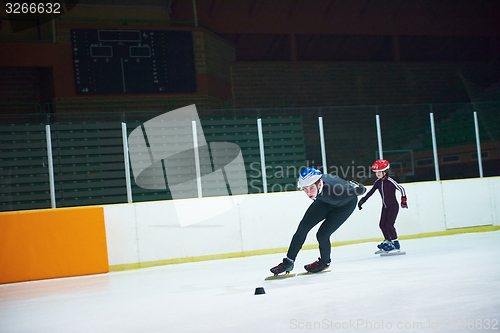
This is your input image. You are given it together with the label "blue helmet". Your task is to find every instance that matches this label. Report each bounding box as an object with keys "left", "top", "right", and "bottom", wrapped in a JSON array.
[{"left": 298, "top": 167, "right": 322, "bottom": 189}]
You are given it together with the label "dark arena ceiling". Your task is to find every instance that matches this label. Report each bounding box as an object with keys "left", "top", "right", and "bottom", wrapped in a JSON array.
[
  {"left": 68, "top": 0, "right": 500, "bottom": 63},
  {"left": 171, "top": 0, "right": 500, "bottom": 62}
]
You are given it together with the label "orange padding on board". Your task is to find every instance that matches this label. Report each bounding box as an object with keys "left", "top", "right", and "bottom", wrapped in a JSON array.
[{"left": 0, "top": 206, "right": 109, "bottom": 284}]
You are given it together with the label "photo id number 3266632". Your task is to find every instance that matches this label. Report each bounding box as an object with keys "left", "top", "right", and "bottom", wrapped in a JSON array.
[
  {"left": 5, "top": 2, "right": 61, "bottom": 14},
  {"left": 442, "top": 318, "right": 498, "bottom": 330}
]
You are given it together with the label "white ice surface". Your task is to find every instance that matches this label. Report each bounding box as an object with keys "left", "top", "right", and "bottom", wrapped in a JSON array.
[{"left": 1, "top": 231, "right": 500, "bottom": 333}]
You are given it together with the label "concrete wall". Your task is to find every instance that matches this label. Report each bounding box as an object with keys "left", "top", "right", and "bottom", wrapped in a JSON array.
[{"left": 104, "top": 176, "right": 500, "bottom": 270}]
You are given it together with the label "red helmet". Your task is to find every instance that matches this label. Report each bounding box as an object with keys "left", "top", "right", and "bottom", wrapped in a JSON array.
[{"left": 372, "top": 159, "right": 390, "bottom": 172}]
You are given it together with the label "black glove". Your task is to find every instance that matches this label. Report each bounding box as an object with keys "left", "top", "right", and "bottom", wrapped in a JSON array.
[
  {"left": 358, "top": 197, "right": 367, "bottom": 210},
  {"left": 401, "top": 196, "right": 408, "bottom": 209},
  {"left": 349, "top": 180, "right": 367, "bottom": 196}
]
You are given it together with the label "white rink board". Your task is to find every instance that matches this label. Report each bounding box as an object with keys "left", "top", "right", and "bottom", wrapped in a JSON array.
[
  {"left": 493, "top": 177, "right": 500, "bottom": 226},
  {"left": 103, "top": 177, "right": 499, "bottom": 267},
  {"left": 442, "top": 178, "right": 495, "bottom": 229}
]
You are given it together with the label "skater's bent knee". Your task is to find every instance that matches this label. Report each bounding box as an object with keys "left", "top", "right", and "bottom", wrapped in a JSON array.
[{"left": 316, "top": 232, "right": 330, "bottom": 243}]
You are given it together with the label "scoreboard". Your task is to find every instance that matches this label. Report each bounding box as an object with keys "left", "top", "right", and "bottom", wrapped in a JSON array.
[{"left": 71, "top": 29, "right": 197, "bottom": 94}]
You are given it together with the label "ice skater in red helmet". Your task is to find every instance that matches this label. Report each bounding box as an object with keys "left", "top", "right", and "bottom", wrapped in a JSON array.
[{"left": 357, "top": 159, "right": 408, "bottom": 253}]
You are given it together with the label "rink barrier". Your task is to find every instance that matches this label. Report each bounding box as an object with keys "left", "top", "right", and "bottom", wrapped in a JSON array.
[
  {"left": 0, "top": 206, "right": 109, "bottom": 284},
  {"left": 105, "top": 176, "right": 500, "bottom": 272},
  {"left": 2, "top": 177, "right": 498, "bottom": 280},
  {"left": 108, "top": 225, "right": 500, "bottom": 272}
]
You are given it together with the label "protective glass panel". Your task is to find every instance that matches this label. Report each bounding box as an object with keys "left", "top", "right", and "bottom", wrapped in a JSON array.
[
  {"left": 320, "top": 106, "right": 378, "bottom": 185},
  {"left": 0, "top": 120, "right": 50, "bottom": 212},
  {"left": 433, "top": 103, "right": 479, "bottom": 180},
  {"left": 475, "top": 101, "right": 500, "bottom": 177},
  {"left": 378, "top": 104, "right": 435, "bottom": 183}
]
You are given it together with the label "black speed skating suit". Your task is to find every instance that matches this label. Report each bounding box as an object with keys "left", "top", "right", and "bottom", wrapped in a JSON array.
[{"left": 286, "top": 174, "right": 366, "bottom": 263}]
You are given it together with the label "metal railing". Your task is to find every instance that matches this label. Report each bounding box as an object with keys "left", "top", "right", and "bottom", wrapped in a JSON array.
[{"left": 1, "top": 101, "right": 499, "bottom": 212}]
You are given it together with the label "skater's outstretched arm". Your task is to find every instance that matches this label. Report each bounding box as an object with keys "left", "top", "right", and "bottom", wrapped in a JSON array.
[{"left": 357, "top": 179, "right": 380, "bottom": 210}]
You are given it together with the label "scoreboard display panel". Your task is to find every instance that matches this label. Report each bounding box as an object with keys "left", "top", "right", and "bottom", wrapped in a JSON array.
[{"left": 71, "top": 29, "right": 197, "bottom": 94}]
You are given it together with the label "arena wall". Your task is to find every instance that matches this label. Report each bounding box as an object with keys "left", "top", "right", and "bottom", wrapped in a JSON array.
[
  {"left": 103, "top": 176, "right": 500, "bottom": 271},
  {"left": 1, "top": 177, "right": 498, "bottom": 283}
]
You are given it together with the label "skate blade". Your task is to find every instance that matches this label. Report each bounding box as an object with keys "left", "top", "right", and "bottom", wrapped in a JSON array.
[
  {"left": 297, "top": 269, "right": 331, "bottom": 276},
  {"left": 380, "top": 251, "right": 406, "bottom": 256},
  {"left": 265, "top": 273, "right": 296, "bottom": 280}
]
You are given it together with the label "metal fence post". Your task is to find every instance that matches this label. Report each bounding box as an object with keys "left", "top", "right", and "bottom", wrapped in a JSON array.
[
  {"left": 45, "top": 125, "right": 56, "bottom": 208},
  {"left": 473, "top": 111, "right": 484, "bottom": 178},
  {"left": 121, "top": 122, "right": 133, "bottom": 203},
  {"left": 192, "top": 120, "right": 203, "bottom": 198},
  {"left": 429, "top": 110, "right": 440, "bottom": 181},
  {"left": 375, "top": 114, "right": 383, "bottom": 160},
  {"left": 257, "top": 118, "right": 267, "bottom": 193},
  {"left": 318, "top": 116, "right": 328, "bottom": 173}
]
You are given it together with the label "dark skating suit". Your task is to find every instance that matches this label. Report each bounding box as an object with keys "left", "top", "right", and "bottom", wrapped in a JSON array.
[
  {"left": 286, "top": 174, "right": 366, "bottom": 263},
  {"left": 363, "top": 176, "right": 406, "bottom": 240}
]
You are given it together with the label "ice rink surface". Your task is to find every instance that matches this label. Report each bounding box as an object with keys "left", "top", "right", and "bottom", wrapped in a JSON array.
[{"left": 1, "top": 231, "right": 500, "bottom": 333}]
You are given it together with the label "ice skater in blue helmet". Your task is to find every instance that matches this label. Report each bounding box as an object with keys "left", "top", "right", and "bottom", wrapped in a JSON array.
[{"left": 270, "top": 168, "right": 366, "bottom": 275}]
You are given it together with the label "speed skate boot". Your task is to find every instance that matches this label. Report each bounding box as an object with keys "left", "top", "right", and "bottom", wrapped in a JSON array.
[
  {"left": 384, "top": 240, "right": 401, "bottom": 252},
  {"left": 304, "top": 258, "right": 330, "bottom": 273},
  {"left": 375, "top": 240, "right": 390, "bottom": 254},
  {"left": 270, "top": 258, "right": 294, "bottom": 275},
  {"left": 377, "top": 240, "right": 390, "bottom": 249}
]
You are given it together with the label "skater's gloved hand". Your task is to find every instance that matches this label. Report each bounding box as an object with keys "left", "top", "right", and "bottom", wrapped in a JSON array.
[
  {"left": 401, "top": 196, "right": 408, "bottom": 209},
  {"left": 350, "top": 180, "right": 366, "bottom": 196},
  {"left": 358, "top": 197, "right": 367, "bottom": 210}
]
